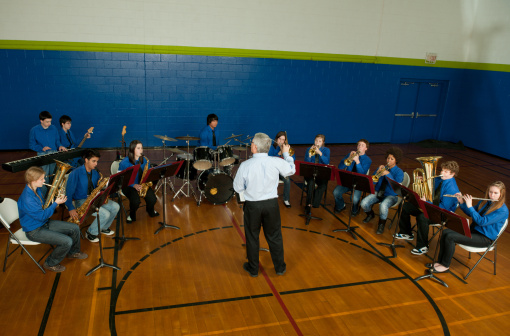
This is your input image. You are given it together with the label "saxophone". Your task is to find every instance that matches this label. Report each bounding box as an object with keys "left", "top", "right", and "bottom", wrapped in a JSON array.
[
  {"left": 138, "top": 157, "right": 153, "bottom": 197},
  {"left": 67, "top": 172, "right": 109, "bottom": 225}
]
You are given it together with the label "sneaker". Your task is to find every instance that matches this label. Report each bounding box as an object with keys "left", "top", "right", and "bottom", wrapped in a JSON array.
[
  {"left": 411, "top": 247, "right": 429, "bottom": 255},
  {"left": 126, "top": 216, "right": 133, "bottom": 224},
  {"left": 276, "top": 268, "right": 286, "bottom": 276},
  {"left": 393, "top": 233, "right": 414, "bottom": 241},
  {"left": 101, "top": 228, "right": 115, "bottom": 236},
  {"left": 86, "top": 232, "right": 99, "bottom": 243},
  {"left": 283, "top": 200, "right": 291, "bottom": 208},
  {"left": 67, "top": 252, "right": 88, "bottom": 259},
  {"left": 243, "top": 262, "right": 258, "bottom": 278},
  {"left": 44, "top": 262, "right": 66, "bottom": 272}
]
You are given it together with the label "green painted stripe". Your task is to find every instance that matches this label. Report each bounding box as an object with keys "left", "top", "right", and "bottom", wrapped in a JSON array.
[{"left": 1, "top": 39, "right": 509, "bottom": 73}]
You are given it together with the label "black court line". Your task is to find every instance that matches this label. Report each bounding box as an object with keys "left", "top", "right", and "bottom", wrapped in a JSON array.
[
  {"left": 38, "top": 273, "right": 61, "bottom": 336},
  {"left": 280, "top": 277, "right": 407, "bottom": 295},
  {"left": 98, "top": 287, "right": 114, "bottom": 291}
]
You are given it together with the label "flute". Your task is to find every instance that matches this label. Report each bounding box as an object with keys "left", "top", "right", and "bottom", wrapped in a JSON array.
[{"left": 443, "top": 194, "right": 492, "bottom": 201}]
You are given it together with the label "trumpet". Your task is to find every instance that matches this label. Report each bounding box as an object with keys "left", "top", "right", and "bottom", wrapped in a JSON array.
[
  {"left": 309, "top": 146, "right": 317, "bottom": 156},
  {"left": 372, "top": 165, "right": 389, "bottom": 183},
  {"left": 344, "top": 150, "right": 360, "bottom": 166},
  {"left": 443, "top": 194, "right": 492, "bottom": 201}
]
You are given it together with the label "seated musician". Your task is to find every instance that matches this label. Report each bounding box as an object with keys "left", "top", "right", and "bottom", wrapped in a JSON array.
[
  {"left": 198, "top": 113, "right": 219, "bottom": 150},
  {"left": 29, "top": 111, "right": 67, "bottom": 195},
  {"left": 18, "top": 166, "right": 87, "bottom": 273},
  {"left": 119, "top": 140, "right": 159, "bottom": 223},
  {"left": 268, "top": 131, "right": 296, "bottom": 208},
  {"left": 430, "top": 181, "right": 508, "bottom": 273},
  {"left": 304, "top": 134, "right": 331, "bottom": 213},
  {"left": 395, "top": 161, "right": 460, "bottom": 255},
  {"left": 333, "top": 139, "right": 372, "bottom": 216},
  {"left": 65, "top": 149, "right": 118, "bottom": 242},
  {"left": 58, "top": 115, "right": 91, "bottom": 167},
  {"left": 360, "top": 147, "right": 404, "bottom": 234}
]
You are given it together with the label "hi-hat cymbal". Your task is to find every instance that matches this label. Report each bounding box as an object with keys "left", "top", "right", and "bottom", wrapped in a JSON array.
[
  {"left": 154, "top": 134, "right": 177, "bottom": 142},
  {"left": 233, "top": 146, "right": 248, "bottom": 151},
  {"left": 175, "top": 135, "right": 200, "bottom": 141},
  {"left": 224, "top": 133, "right": 243, "bottom": 140},
  {"left": 168, "top": 147, "right": 184, "bottom": 154}
]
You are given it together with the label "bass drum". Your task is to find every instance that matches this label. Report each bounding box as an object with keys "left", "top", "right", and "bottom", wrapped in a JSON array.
[{"left": 198, "top": 168, "right": 234, "bottom": 205}]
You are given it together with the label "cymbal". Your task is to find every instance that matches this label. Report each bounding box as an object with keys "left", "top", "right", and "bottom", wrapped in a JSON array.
[
  {"left": 224, "top": 133, "right": 243, "bottom": 140},
  {"left": 154, "top": 134, "right": 177, "bottom": 142},
  {"left": 175, "top": 135, "right": 200, "bottom": 141},
  {"left": 233, "top": 146, "right": 248, "bottom": 151},
  {"left": 168, "top": 147, "right": 184, "bottom": 154}
]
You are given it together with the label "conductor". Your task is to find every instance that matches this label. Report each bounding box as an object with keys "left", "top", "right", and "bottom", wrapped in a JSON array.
[{"left": 234, "top": 133, "right": 296, "bottom": 277}]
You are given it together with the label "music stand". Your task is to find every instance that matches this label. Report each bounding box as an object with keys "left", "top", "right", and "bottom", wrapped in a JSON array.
[
  {"left": 140, "top": 161, "right": 184, "bottom": 234},
  {"left": 296, "top": 161, "right": 335, "bottom": 225},
  {"left": 333, "top": 170, "right": 374, "bottom": 239},
  {"left": 377, "top": 178, "right": 423, "bottom": 257},
  {"left": 109, "top": 165, "right": 140, "bottom": 250},
  {"left": 85, "top": 183, "right": 121, "bottom": 276},
  {"left": 414, "top": 202, "right": 471, "bottom": 287}
]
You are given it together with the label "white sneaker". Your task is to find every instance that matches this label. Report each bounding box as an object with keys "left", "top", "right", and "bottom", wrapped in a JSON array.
[
  {"left": 101, "top": 228, "right": 115, "bottom": 236},
  {"left": 411, "top": 247, "right": 429, "bottom": 255},
  {"left": 283, "top": 200, "right": 291, "bottom": 208}
]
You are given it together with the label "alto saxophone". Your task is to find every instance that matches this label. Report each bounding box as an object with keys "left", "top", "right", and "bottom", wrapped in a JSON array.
[
  {"left": 68, "top": 173, "right": 109, "bottom": 225},
  {"left": 139, "top": 157, "right": 153, "bottom": 197}
]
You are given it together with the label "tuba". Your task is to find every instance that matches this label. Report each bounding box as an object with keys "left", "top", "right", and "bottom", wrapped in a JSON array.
[
  {"left": 138, "top": 157, "right": 153, "bottom": 197},
  {"left": 44, "top": 160, "right": 73, "bottom": 209},
  {"left": 68, "top": 172, "right": 109, "bottom": 224},
  {"left": 412, "top": 156, "right": 442, "bottom": 202}
]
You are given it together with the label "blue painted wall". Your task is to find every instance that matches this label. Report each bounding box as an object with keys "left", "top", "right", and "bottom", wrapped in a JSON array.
[{"left": 0, "top": 49, "right": 508, "bottom": 159}]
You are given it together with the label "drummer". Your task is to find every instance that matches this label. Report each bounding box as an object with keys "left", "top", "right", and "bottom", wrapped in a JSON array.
[{"left": 198, "top": 114, "right": 219, "bottom": 150}]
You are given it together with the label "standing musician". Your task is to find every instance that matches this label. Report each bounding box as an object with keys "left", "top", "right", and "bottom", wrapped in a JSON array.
[
  {"left": 395, "top": 161, "right": 460, "bottom": 255},
  {"left": 198, "top": 113, "right": 219, "bottom": 150},
  {"left": 430, "top": 181, "right": 508, "bottom": 273},
  {"left": 65, "top": 149, "right": 118, "bottom": 242},
  {"left": 304, "top": 134, "right": 330, "bottom": 213},
  {"left": 58, "top": 115, "right": 91, "bottom": 167},
  {"left": 29, "top": 111, "right": 67, "bottom": 195},
  {"left": 360, "top": 147, "right": 404, "bottom": 234},
  {"left": 119, "top": 140, "right": 159, "bottom": 223},
  {"left": 333, "top": 139, "right": 372, "bottom": 216},
  {"left": 18, "top": 166, "right": 87, "bottom": 273},
  {"left": 268, "top": 131, "right": 295, "bottom": 208},
  {"left": 234, "top": 133, "right": 295, "bottom": 277}
]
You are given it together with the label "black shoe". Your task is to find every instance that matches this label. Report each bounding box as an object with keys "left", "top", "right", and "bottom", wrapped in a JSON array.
[
  {"left": 276, "top": 268, "right": 286, "bottom": 276},
  {"left": 376, "top": 222, "right": 385, "bottom": 234},
  {"left": 148, "top": 210, "right": 160, "bottom": 218},
  {"left": 363, "top": 211, "right": 375, "bottom": 223},
  {"left": 243, "top": 262, "right": 258, "bottom": 277},
  {"left": 351, "top": 208, "right": 360, "bottom": 217},
  {"left": 334, "top": 205, "right": 346, "bottom": 214}
]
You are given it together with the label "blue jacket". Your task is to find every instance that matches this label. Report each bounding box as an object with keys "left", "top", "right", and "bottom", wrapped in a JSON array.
[
  {"left": 268, "top": 145, "right": 296, "bottom": 160},
  {"left": 65, "top": 165, "right": 101, "bottom": 210},
  {"left": 460, "top": 202, "right": 508, "bottom": 241},
  {"left": 29, "top": 124, "right": 62, "bottom": 153},
  {"left": 430, "top": 177, "right": 460, "bottom": 212},
  {"left": 374, "top": 165, "right": 403, "bottom": 197},
  {"left": 304, "top": 146, "right": 330, "bottom": 165},
  {"left": 338, "top": 153, "right": 371, "bottom": 175},
  {"left": 18, "top": 185, "right": 58, "bottom": 232},
  {"left": 59, "top": 128, "right": 78, "bottom": 149},
  {"left": 198, "top": 125, "right": 219, "bottom": 149},
  {"left": 119, "top": 156, "right": 150, "bottom": 186}
]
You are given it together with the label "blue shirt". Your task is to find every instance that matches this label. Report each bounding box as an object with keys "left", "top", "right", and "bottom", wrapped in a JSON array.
[
  {"left": 198, "top": 125, "right": 219, "bottom": 149},
  {"left": 29, "top": 124, "right": 62, "bottom": 153},
  {"left": 374, "top": 165, "right": 404, "bottom": 197},
  {"left": 460, "top": 202, "right": 509, "bottom": 241},
  {"left": 304, "top": 146, "right": 330, "bottom": 165},
  {"left": 18, "top": 185, "right": 58, "bottom": 232},
  {"left": 338, "top": 153, "right": 371, "bottom": 175},
  {"left": 65, "top": 165, "right": 101, "bottom": 210},
  {"left": 59, "top": 128, "right": 78, "bottom": 149},
  {"left": 431, "top": 177, "right": 460, "bottom": 212},
  {"left": 234, "top": 152, "right": 295, "bottom": 201},
  {"left": 118, "top": 157, "right": 150, "bottom": 186}
]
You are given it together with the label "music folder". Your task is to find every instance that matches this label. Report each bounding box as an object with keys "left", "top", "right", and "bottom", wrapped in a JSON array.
[
  {"left": 387, "top": 178, "right": 428, "bottom": 214},
  {"left": 141, "top": 161, "right": 183, "bottom": 184},
  {"left": 295, "top": 161, "right": 336, "bottom": 181},
  {"left": 109, "top": 164, "right": 140, "bottom": 189},
  {"left": 423, "top": 202, "right": 471, "bottom": 238}
]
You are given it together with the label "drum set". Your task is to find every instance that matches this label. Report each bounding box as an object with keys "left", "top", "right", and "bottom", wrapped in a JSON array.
[{"left": 153, "top": 133, "right": 250, "bottom": 206}]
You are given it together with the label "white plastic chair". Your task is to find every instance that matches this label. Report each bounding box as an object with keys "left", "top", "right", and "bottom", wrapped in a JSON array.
[
  {"left": 0, "top": 198, "right": 46, "bottom": 273},
  {"left": 455, "top": 219, "right": 508, "bottom": 280}
]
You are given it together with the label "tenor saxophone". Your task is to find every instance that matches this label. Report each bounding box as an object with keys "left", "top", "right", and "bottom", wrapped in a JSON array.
[
  {"left": 138, "top": 157, "right": 153, "bottom": 197},
  {"left": 68, "top": 173, "right": 109, "bottom": 225}
]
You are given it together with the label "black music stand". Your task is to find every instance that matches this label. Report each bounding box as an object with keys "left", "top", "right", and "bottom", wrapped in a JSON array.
[
  {"left": 333, "top": 170, "right": 374, "bottom": 239},
  {"left": 414, "top": 202, "right": 471, "bottom": 287},
  {"left": 142, "top": 161, "right": 184, "bottom": 234},
  {"left": 85, "top": 183, "right": 121, "bottom": 276},
  {"left": 296, "top": 161, "right": 334, "bottom": 225},
  {"left": 109, "top": 165, "right": 140, "bottom": 250}
]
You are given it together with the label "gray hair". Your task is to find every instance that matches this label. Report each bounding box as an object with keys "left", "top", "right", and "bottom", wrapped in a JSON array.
[{"left": 252, "top": 132, "right": 272, "bottom": 153}]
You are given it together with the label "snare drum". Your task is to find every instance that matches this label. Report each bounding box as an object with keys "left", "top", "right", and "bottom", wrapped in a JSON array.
[
  {"left": 193, "top": 146, "right": 212, "bottom": 170},
  {"left": 217, "top": 145, "right": 235, "bottom": 167},
  {"left": 176, "top": 154, "right": 197, "bottom": 180},
  {"left": 198, "top": 168, "right": 234, "bottom": 205}
]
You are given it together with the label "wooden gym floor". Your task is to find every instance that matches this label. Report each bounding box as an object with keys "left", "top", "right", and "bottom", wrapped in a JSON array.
[{"left": 0, "top": 143, "right": 510, "bottom": 335}]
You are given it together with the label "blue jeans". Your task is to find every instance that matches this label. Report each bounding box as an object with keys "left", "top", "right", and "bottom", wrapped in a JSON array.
[
  {"left": 360, "top": 194, "right": 398, "bottom": 220},
  {"left": 333, "top": 185, "right": 361, "bottom": 211},
  {"left": 25, "top": 220, "right": 81, "bottom": 267},
  {"left": 74, "top": 199, "right": 119, "bottom": 235},
  {"left": 279, "top": 175, "right": 290, "bottom": 201}
]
